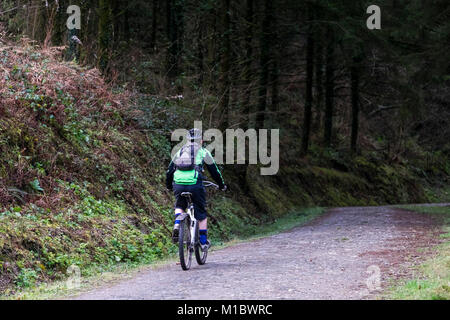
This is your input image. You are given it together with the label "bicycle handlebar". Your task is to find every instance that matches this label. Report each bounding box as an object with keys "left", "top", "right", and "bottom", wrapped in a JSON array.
[{"left": 203, "top": 181, "right": 219, "bottom": 189}]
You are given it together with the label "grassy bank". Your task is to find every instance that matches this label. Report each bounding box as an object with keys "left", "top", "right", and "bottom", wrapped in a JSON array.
[
  {"left": 385, "top": 205, "right": 450, "bottom": 300},
  {"left": 1, "top": 43, "right": 449, "bottom": 297},
  {"left": 1, "top": 206, "right": 324, "bottom": 300}
]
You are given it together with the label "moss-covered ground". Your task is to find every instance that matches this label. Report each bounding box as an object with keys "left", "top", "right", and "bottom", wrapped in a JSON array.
[{"left": 0, "top": 44, "right": 448, "bottom": 297}]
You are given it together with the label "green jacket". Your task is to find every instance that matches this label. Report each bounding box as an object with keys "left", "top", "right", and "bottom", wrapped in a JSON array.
[{"left": 166, "top": 144, "right": 225, "bottom": 187}]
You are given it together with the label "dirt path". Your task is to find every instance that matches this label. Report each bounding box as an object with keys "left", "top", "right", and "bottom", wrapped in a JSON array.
[{"left": 72, "top": 205, "right": 447, "bottom": 300}]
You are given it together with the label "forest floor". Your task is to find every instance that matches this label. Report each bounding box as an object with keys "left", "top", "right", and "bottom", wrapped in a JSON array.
[
  {"left": 1, "top": 44, "right": 449, "bottom": 300},
  {"left": 62, "top": 204, "right": 449, "bottom": 300}
]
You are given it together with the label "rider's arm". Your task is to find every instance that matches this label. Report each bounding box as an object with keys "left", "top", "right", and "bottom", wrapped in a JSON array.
[
  {"left": 166, "top": 149, "right": 183, "bottom": 190},
  {"left": 203, "top": 149, "right": 225, "bottom": 189},
  {"left": 166, "top": 160, "right": 175, "bottom": 190}
]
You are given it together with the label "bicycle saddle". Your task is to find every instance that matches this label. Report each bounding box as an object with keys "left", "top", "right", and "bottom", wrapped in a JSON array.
[{"left": 181, "top": 192, "right": 192, "bottom": 197}]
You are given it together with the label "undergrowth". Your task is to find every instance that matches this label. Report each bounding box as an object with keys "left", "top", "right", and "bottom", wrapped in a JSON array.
[{"left": 0, "top": 43, "right": 448, "bottom": 297}]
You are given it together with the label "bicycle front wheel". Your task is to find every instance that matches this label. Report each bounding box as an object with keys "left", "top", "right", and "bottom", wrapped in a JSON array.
[{"left": 178, "top": 217, "right": 193, "bottom": 270}]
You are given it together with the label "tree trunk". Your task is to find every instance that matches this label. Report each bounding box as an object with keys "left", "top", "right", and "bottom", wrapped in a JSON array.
[
  {"left": 313, "top": 6, "right": 324, "bottom": 132},
  {"left": 52, "top": 0, "right": 66, "bottom": 45},
  {"left": 197, "top": 21, "right": 204, "bottom": 84},
  {"left": 324, "top": 26, "right": 335, "bottom": 148},
  {"left": 150, "top": 0, "right": 158, "bottom": 50},
  {"left": 270, "top": 59, "right": 279, "bottom": 125},
  {"left": 314, "top": 40, "right": 324, "bottom": 131},
  {"left": 350, "top": 56, "right": 362, "bottom": 154},
  {"left": 206, "top": 3, "right": 218, "bottom": 91},
  {"left": 123, "top": 3, "right": 130, "bottom": 42},
  {"left": 98, "top": 0, "right": 112, "bottom": 72},
  {"left": 242, "top": 0, "right": 254, "bottom": 130},
  {"left": 256, "top": 0, "right": 271, "bottom": 130},
  {"left": 31, "top": 0, "right": 39, "bottom": 40},
  {"left": 166, "top": 0, "right": 177, "bottom": 77},
  {"left": 301, "top": 4, "right": 314, "bottom": 155},
  {"left": 111, "top": 0, "right": 121, "bottom": 49},
  {"left": 219, "top": 0, "right": 231, "bottom": 132},
  {"left": 166, "top": 0, "right": 184, "bottom": 79},
  {"left": 269, "top": 2, "right": 279, "bottom": 128}
]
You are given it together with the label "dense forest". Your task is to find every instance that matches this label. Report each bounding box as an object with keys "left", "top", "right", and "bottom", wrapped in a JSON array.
[
  {"left": 0, "top": 0, "right": 449, "bottom": 294},
  {"left": 1, "top": 0, "right": 449, "bottom": 159}
]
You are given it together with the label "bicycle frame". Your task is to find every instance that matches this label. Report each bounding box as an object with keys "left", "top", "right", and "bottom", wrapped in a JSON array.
[
  {"left": 179, "top": 181, "right": 218, "bottom": 250},
  {"left": 185, "top": 196, "right": 197, "bottom": 250},
  {"left": 177, "top": 181, "right": 219, "bottom": 270}
]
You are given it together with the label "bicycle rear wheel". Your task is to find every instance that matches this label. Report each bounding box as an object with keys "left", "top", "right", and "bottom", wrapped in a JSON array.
[
  {"left": 178, "top": 217, "right": 193, "bottom": 270},
  {"left": 194, "top": 223, "right": 208, "bottom": 265}
]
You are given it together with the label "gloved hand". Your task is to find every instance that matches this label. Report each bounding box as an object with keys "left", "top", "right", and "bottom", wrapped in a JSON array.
[{"left": 220, "top": 184, "right": 228, "bottom": 191}]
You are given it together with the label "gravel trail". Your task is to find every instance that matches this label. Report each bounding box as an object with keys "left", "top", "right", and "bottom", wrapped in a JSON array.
[{"left": 73, "top": 205, "right": 447, "bottom": 300}]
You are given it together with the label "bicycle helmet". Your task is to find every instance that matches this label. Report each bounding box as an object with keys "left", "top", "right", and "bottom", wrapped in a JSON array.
[{"left": 187, "top": 128, "right": 202, "bottom": 142}]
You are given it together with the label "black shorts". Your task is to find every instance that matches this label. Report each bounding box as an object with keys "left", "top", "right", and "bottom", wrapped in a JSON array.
[{"left": 173, "top": 183, "right": 207, "bottom": 221}]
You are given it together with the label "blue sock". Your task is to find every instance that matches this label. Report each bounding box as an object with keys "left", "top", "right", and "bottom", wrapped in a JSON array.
[
  {"left": 199, "top": 229, "right": 208, "bottom": 245},
  {"left": 174, "top": 213, "right": 181, "bottom": 226}
]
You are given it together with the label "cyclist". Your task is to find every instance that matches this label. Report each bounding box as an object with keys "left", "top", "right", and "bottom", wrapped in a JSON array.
[{"left": 166, "top": 128, "right": 227, "bottom": 251}]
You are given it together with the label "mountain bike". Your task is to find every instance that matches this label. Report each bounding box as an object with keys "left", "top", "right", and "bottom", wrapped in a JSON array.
[{"left": 178, "top": 180, "right": 219, "bottom": 271}]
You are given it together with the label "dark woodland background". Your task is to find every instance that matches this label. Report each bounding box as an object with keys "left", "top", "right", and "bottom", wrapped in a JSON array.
[{"left": 0, "top": 0, "right": 449, "bottom": 293}]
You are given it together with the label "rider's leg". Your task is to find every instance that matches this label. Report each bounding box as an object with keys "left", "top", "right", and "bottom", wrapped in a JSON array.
[
  {"left": 192, "top": 184, "right": 210, "bottom": 248},
  {"left": 172, "top": 208, "right": 184, "bottom": 242},
  {"left": 198, "top": 218, "right": 208, "bottom": 245},
  {"left": 175, "top": 208, "right": 184, "bottom": 220},
  {"left": 174, "top": 207, "right": 184, "bottom": 228},
  {"left": 198, "top": 218, "right": 207, "bottom": 229},
  {"left": 172, "top": 184, "right": 188, "bottom": 242}
]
